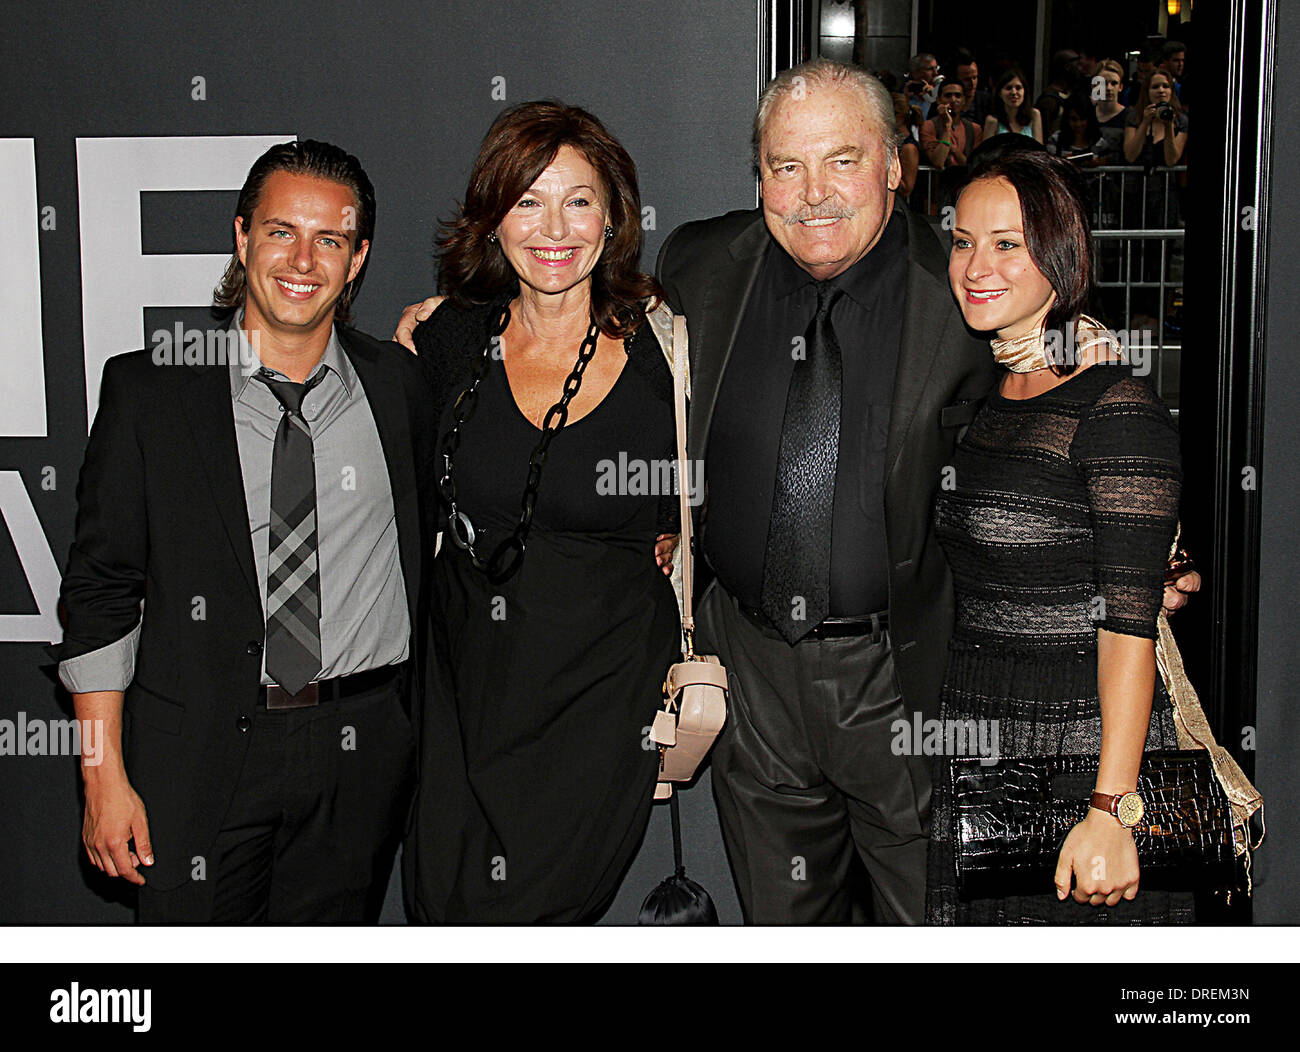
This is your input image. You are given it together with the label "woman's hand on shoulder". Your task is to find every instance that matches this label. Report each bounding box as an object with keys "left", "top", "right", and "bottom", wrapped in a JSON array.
[
  {"left": 1054, "top": 809, "right": 1140, "bottom": 906},
  {"left": 393, "top": 295, "right": 447, "bottom": 353}
]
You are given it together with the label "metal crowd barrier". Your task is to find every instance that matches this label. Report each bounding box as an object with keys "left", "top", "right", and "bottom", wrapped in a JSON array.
[{"left": 1092, "top": 228, "right": 1183, "bottom": 407}]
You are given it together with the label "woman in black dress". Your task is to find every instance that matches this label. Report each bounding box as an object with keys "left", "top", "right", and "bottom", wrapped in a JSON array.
[
  {"left": 925, "top": 149, "right": 1192, "bottom": 924},
  {"left": 402, "top": 101, "right": 682, "bottom": 922},
  {"left": 1122, "top": 69, "right": 1188, "bottom": 232}
]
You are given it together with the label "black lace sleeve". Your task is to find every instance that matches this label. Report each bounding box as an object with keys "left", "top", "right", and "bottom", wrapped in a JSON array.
[{"left": 1070, "top": 375, "right": 1182, "bottom": 639}]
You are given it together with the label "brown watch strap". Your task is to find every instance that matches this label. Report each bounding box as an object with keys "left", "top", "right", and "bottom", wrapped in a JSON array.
[{"left": 1091, "top": 790, "right": 1144, "bottom": 828}]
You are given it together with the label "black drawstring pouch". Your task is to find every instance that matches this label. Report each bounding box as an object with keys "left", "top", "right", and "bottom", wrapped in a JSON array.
[{"left": 638, "top": 790, "right": 719, "bottom": 925}]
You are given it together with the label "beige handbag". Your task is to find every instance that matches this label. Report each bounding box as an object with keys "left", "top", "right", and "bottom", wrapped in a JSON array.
[{"left": 645, "top": 307, "right": 727, "bottom": 800}]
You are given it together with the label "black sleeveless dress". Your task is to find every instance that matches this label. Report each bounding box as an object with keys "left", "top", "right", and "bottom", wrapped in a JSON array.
[
  {"left": 924, "top": 363, "right": 1195, "bottom": 924},
  {"left": 404, "top": 299, "right": 679, "bottom": 923}
]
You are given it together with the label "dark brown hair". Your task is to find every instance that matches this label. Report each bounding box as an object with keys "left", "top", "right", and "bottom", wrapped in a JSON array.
[
  {"left": 991, "top": 67, "right": 1034, "bottom": 130},
  {"left": 436, "top": 100, "right": 661, "bottom": 337},
  {"left": 212, "top": 139, "right": 375, "bottom": 325},
  {"left": 957, "top": 148, "right": 1095, "bottom": 375}
]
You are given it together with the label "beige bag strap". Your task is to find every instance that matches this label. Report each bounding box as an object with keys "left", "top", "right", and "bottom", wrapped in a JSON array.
[
  {"left": 671, "top": 312, "right": 696, "bottom": 653},
  {"left": 1156, "top": 526, "right": 1265, "bottom": 869}
]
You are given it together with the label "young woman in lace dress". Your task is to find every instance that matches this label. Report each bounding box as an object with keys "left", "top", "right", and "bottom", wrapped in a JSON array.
[{"left": 925, "top": 149, "right": 1192, "bottom": 924}]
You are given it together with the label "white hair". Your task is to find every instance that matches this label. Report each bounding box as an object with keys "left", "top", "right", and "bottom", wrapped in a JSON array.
[{"left": 753, "top": 58, "right": 901, "bottom": 171}]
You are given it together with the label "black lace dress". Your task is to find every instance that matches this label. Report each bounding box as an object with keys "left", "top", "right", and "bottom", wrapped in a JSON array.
[
  {"left": 925, "top": 363, "right": 1195, "bottom": 924},
  {"left": 403, "top": 298, "right": 680, "bottom": 923}
]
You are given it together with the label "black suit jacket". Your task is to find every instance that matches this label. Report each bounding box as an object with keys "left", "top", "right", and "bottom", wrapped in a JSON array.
[
  {"left": 656, "top": 207, "right": 998, "bottom": 724},
  {"left": 55, "top": 326, "right": 439, "bottom": 890}
]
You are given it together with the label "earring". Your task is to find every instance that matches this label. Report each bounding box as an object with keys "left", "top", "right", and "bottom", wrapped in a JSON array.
[
  {"left": 604, "top": 225, "right": 614, "bottom": 240},
  {"left": 487, "top": 231, "right": 498, "bottom": 244}
]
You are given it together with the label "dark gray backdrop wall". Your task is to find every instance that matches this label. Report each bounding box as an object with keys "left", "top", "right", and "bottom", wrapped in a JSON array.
[
  {"left": 1257, "top": 0, "right": 1297, "bottom": 925},
  {"left": 0, "top": 0, "right": 760, "bottom": 923}
]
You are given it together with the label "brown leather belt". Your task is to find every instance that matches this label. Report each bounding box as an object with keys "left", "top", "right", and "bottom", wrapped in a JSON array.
[
  {"left": 261, "top": 663, "right": 404, "bottom": 710},
  {"left": 738, "top": 603, "right": 888, "bottom": 643}
]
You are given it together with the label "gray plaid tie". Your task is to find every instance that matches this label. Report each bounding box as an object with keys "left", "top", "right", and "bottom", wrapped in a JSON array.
[{"left": 256, "top": 368, "right": 324, "bottom": 698}]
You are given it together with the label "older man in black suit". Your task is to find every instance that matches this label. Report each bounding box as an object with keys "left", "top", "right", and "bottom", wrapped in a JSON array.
[
  {"left": 55, "top": 140, "right": 439, "bottom": 923},
  {"left": 654, "top": 58, "right": 995, "bottom": 924}
]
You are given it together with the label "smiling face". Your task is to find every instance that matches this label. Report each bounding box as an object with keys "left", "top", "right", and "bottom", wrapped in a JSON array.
[
  {"left": 949, "top": 177, "right": 1056, "bottom": 339},
  {"left": 496, "top": 144, "right": 608, "bottom": 300},
  {"left": 235, "top": 170, "right": 368, "bottom": 340},
  {"left": 1000, "top": 77, "right": 1025, "bottom": 111},
  {"left": 759, "top": 84, "right": 901, "bottom": 280}
]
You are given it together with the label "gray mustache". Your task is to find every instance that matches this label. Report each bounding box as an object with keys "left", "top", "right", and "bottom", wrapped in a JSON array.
[{"left": 784, "top": 205, "right": 857, "bottom": 225}]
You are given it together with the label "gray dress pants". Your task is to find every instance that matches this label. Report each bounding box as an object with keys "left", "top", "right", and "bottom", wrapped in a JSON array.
[{"left": 698, "top": 581, "right": 930, "bottom": 924}]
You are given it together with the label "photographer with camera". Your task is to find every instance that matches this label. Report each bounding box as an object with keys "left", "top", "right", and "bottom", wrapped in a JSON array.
[
  {"left": 921, "top": 79, "right": 981, "bottom": 169},
  {"left": 905, "top": 52, "right": 941, "bottom": 118},
  {"left": 1123, "top": 68, "right": 1187, "bottom": 168},
  {"left": 1122, "top": 66, "right": 1189, "bottom": 308}
]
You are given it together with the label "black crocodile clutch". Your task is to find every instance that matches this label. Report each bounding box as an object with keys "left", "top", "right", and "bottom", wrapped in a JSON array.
[{"left": 950, "top": 750, "right": 1237, "bottom": 899}]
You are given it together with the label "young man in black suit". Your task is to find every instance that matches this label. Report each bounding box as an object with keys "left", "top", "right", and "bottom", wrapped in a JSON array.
[{"left": 55, "top": 140, "right": 439, "bottom": 923}]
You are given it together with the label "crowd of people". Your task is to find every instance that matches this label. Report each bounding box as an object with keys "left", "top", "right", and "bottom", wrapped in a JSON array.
[
  {"left": 883, "top": 39, "right": 1190, "bottom": 227},
  {"left": 879, "top": 39, "right": 1190, "bottom": 347}
]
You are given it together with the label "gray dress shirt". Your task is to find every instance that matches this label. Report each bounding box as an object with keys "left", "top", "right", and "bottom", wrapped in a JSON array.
[{"left": 59, "top": 317, "right": 410, "bottom": 692}]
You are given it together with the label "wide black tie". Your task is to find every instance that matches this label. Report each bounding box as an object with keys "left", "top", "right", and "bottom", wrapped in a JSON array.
[
  {"left": 760, "top": 282, "right": 843, "bottom": 644},
  {"left": 256, "top": 368, "right": 325, "bottom": 697}
]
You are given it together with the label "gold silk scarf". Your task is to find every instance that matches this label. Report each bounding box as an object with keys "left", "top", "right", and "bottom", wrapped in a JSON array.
[{"left": 989, "top": 314, "right": 1121, "bottom": 372}]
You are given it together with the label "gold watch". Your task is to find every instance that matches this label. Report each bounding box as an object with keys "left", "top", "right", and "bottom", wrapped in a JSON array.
[{"left": 1090, "top": 790, "right": 1145, "bottom": 828}]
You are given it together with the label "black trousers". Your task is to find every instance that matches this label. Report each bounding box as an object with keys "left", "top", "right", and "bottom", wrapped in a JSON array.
[
  {"left": 698, "top": 582, "right": 930, "bottom": 924},
  {"left": 136, "top": 680, "right": 415, "bottom": 924}
]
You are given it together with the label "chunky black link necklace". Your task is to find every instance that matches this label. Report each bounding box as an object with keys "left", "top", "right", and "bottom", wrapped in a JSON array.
[{"left": 438, "top": 302, "right": 601, "bottom": 583}]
